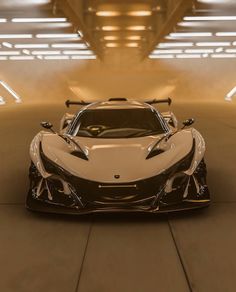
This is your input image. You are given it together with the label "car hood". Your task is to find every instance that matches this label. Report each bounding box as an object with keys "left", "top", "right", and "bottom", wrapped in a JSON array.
[{"left": 37, "top": 130, "right": 195, "bottom": 183}]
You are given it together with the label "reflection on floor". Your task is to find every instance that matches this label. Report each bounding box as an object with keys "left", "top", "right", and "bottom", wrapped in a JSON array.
[{"left": 0, "top": 102, "right": 236, "bottom": 292}]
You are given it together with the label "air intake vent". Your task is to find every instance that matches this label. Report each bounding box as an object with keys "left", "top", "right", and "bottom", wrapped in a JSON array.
[{"left": 108, "top": 98, "right": 127, "bottom": 102}]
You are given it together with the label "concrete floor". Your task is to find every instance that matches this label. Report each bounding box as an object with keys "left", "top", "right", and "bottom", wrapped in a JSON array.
[{"left": 0, "top": 101, "right": 236, "bottom": 292}]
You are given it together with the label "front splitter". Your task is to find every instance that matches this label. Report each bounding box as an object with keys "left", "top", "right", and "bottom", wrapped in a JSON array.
[{"left": 26, "top": 195, "right": 210, "bottom": 215}]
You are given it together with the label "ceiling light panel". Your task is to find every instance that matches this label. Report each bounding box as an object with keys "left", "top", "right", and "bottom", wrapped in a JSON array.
[
  {"left": 11, "top": 18, "right": 67, "bottom": 23},
  {"left": 169, "top": 32, "right": 213, "bottom": 38},
  {"left": 126, "top": 26, "right": 146, "bottom": 31},
  {"left": 0, "top": 51, "right": 20, "bottom": 55},
  {"left": 36, "top": 33, "right": 81, "bottom": 39},
  {"left": 62, "top": 50, "right": 94, "bottom": 55},
  {"left": 96, "top": 11, "right": 121, "bottom": 17},
  {"left": 2, "top": 42, "right": 13, "bottom": 48},
  {"left": 103, "top": 36, "right": 119, "bottom": 41},
  {"left": 105, "top": 43, "right": 119, "bottom": 47},
  {"left": 51, "top": 43, "right": 87, "bottom": 49},
  {"left": 127, "top": 11, "right": 152, "bottom": 16},
  {"left": 153, "top": 49, "right": 183, "bottom": 54},
  {"left": 9, "top": 56, "right": 35, "bottom": 60},
  {"left": 0, "top": 81, "right": 21, "bottom": 102},
  {"left": 176, "top": 54, "right": 202, "bottom": 58},
  {"left": 185, "top": 49, "right": 214, "bottom": 53},
  {"left": 211, "top": 54, "right": 236, "bottom": 58},
  {"left": 15, "top": 44, "right": 49, "bottom": 48},
  {"left": 125, "top": 42, "right": 139, "bottom": 47},
  {"left": 184, "top": 16, "right": 236, "bottom": 21},
  {"left": 149, "top": 55, "right": 174, "bottom": 59},
  {"left": 71, "top": 55, "right": 96, "bottom": 59},
  {"left": 196, "top": 42, "right": 231, "bottom": 46},
  {"left": 0, "top": 6, "right": 96, "bottom": 62},
  {"left": 216, "top": 32, "right": 236, "bottom": 36},
  {"left": 96, "top": 10, "right": 151, "bottom": 17},
  {"left": 125, "top": 36, "right": 142, "bottom": 40},
  {"left": 0, "top": 34, "right": 33, "bottom": 39},
  {"left": 43, "top": 56, "right": 70, "bottom": 60},
  {"left": 31, "top": 50, "right": 61, "bottom": 55},
  {"left": 101, "top": 26, "right": 120, "bottom": 31}
]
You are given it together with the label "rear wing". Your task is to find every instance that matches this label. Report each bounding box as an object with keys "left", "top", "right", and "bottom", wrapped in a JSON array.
[
  {"left": 145, "top": 97, "right": 172, "bottom": 106},
  {"left": 65, "top": 97, "right": 172, "bottom": 108},
  {"left": 65, "top": 99, "right": 91, "bottom": 108}
]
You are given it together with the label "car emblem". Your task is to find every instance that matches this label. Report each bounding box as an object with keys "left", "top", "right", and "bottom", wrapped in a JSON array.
[{"left": 114, "top": 175, "right": 120, "bottom": 179}]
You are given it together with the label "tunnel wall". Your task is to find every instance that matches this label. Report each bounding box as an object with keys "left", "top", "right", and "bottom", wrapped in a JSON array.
[{"left": 0, "top": 53, "right": 236, "bottom": 106}]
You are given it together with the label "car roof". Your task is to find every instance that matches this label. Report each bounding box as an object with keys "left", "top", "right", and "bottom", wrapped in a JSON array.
[{"left": 85, "top": 99, "right": 153, "bottom": 110}]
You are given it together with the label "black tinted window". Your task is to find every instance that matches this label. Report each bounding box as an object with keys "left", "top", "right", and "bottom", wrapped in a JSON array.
[{"left": 73, "top": 108, "right": 166, "bottom": 138}]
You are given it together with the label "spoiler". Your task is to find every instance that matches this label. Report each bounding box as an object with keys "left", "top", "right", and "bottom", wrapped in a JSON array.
[
  {"left": 65, "top": 99, "right": 91, "bottom": 108},
  {"left": 145, "top": 97, "right": 172, "bottom": 106}
]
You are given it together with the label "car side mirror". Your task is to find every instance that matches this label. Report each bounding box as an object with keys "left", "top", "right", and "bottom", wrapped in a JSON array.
[
  {"left": 40, "top": 121, "right": 55, "bottom": 133},
  {"left": 182, "top": 118, "right": 195, "bottom": 129}
]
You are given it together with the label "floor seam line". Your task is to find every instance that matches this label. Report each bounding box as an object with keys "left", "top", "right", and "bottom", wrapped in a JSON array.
[
  {"left": 75, "top": 217, "right": 93, "bottom": 292},
  {"left": 167, "top": 217, "right": 193, "bottom": 292}
]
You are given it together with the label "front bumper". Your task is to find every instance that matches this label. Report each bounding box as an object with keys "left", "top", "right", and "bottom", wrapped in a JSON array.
[{"left": 26, "top": 160, "right": 210, "bottom": 215}]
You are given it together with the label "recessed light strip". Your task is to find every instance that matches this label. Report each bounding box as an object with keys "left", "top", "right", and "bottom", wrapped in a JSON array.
[
  {"left": 12, "top": 18, "right": 67, "bottom": 23},
  {"left": 176, "top": 54, "right": 202, "bottom": 58},
  {"left": 149, "top": 54, "right": 174, "bottom": 59},
  {"left": 153, "top": 49, "right": 183, "bottom": 54},
  {"left": 185, "top": 49, "right": 214, "bottom": 53},
  {"left": 36, "top": 34, "right": 80, "bottom": 39},
  {"left": 2, "top": 42, "right": 12, "bottom": 48},
  {"left": 96, "top": 11, "right": 151, "bottom": 17},
  {"left": 0, "top": 96, "right": 6, "bottom": 105},
  {"left": 211, "top": 54, "right": 236, "bottom": 58},
  {"left": 71, "top": 55, "right": 96, "bottom": 60},
  {"left": 0, "top": 51, "right": 20, "bottom": 55},
  {"left": 169, "top": 32, "right": 213, "bottom": 38},
  {"left": 43, "top": 56, "right": 70, "bottom": 60},
  {"left": 126, "top": 42, "right": 139, "bottom": 47},
  {"left": 62, "top": 50, "right": 93, "bottom": 55},
  {"left": 9, "top": 56, "right": 35, "bottom": 60},
  {"left": 196, "top": 42, "right": 231, "bottom": 46},
  {"left": 126, "top": 25, "right": 146, "bottom": 31},
  {"left": 31, "top": 50, "right": 61, "bottom": 55},
  {"left": 184, "top": 16, "right": 236, "bottom": 21},
  {"left": 106, "top": 43, "right": 119, "bottom": 47},
  {"left": 0, "top": 34, "right": 32, "bottom": 39},
  {"left": 157, "top": 42, "right": 194, "bottom": 48},
  {"left": 216, "top": 32, "right": 236, "bottom": 36},
  {"left": 0, "top": 80, "right": 22, "bottom": 102},
  {"left": 52, "top": 43, "right": 87, "bottom": 48},
  {"left": 15, "top": 44, "right": 49, "bottom": 48}
]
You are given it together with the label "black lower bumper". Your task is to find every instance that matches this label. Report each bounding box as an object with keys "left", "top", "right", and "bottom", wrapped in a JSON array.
[
  {"left": 26, "top": 193, "right": 210, "bottom": 215},
  {"left": 27, "top": 159, "right": 210, "bottom": 215}
]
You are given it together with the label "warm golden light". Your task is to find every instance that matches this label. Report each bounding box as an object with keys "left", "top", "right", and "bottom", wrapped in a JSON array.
[
  {"left": 96, "top": 11, "right": 121, "bottom": 17},
  {"left": 104, "top": 36, "right": 119, "bottom": 41},
  {"left": 102, "top": 26, "right": 120, "bottom": 31},
  {"left": 125, "top": 36, "right": 142, "bottom": 40},
  {"left": 106, "top": 43, "right": 119, "bottom": 48},
  {"left": 96, "top": 11, "right": 152, "bottom": 17},
  {"left": 126, "top": 42, "right": 139, "bottom": 47},
  {"left": 127, "top": 11, "right": 152, "bottom": 16},
  {"left": 126, "top": 26, "right": 146, "bottom": 31}
]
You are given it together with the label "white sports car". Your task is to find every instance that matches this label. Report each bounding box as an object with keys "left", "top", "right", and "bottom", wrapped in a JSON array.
[{"left": 27, "top": 98, "right": 210, "bottom": 214}]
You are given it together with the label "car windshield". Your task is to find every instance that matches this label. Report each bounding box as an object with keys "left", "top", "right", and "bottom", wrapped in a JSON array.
[{"left": 72, "top": 108, "right": 167, "bottom": 138}]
